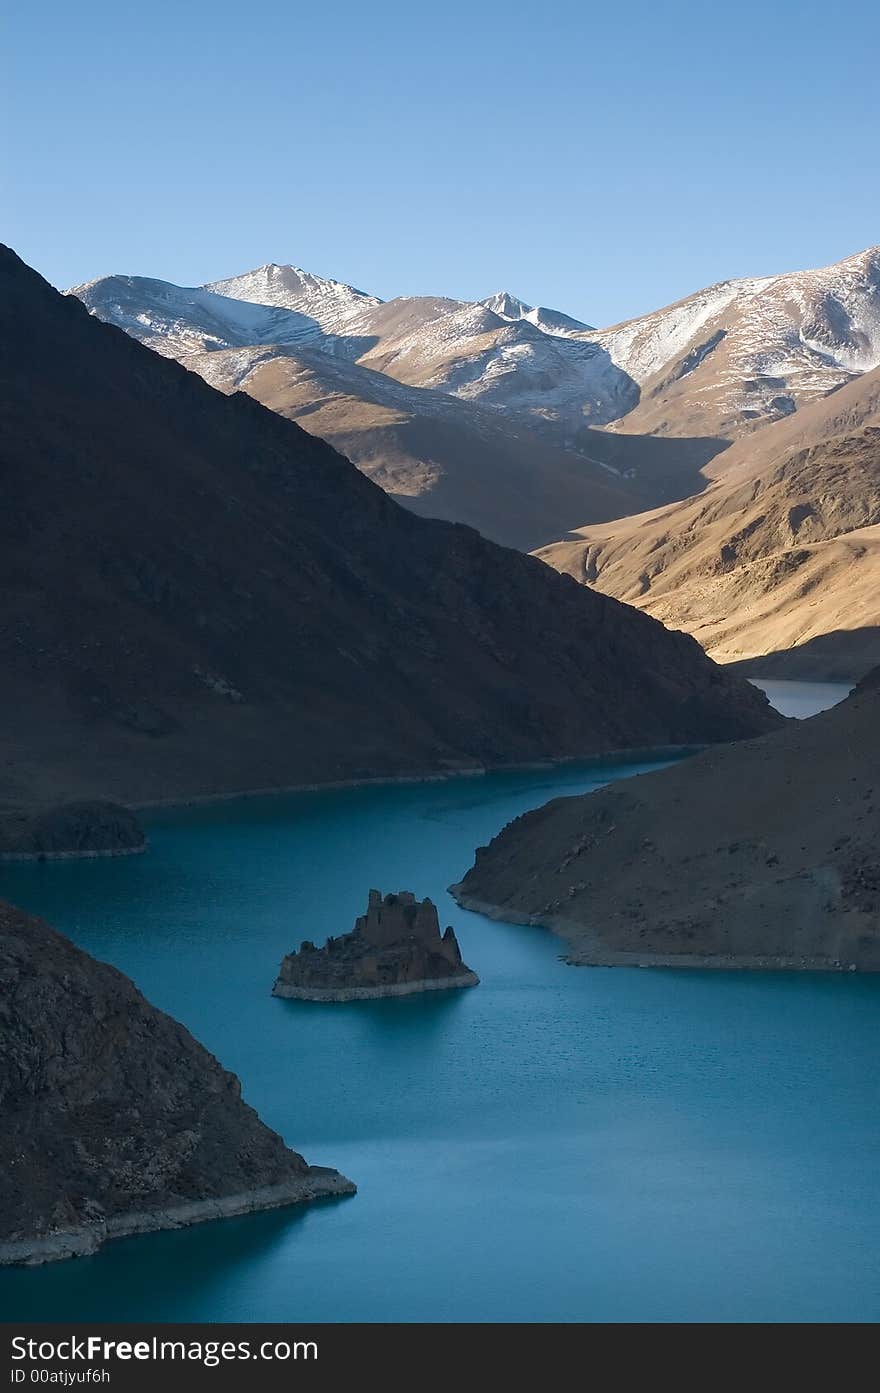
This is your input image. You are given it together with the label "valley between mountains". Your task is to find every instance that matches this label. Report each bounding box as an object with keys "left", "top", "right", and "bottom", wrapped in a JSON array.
[
  {"left": 2, "top": 244, "right": 777, "bottom": 816},
  {"left": 73, "top": 245, "right": 880, "bottom": 675},
  {"left": 3, "top": 229, "right": 880, "bottom": 1294},
  {"left": 8, "top": 0, "right": 880, "bottom": 1324}
]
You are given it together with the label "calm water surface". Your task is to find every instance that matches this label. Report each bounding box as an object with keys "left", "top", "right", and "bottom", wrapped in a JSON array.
[
  {"left": 749, "top": 677, "right": 853, "bottom": 719},
  {"left": 2, "top": 687, "right": 877, "bottom": 1323}
]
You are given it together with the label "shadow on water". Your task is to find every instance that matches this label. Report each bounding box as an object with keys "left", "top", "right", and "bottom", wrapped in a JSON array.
[
  {"left": 275, "top": 983, "right": 472, "bottom": 1044},
  {"left": 1, "top": 1194, "right": 356, "bottom": 1323}
]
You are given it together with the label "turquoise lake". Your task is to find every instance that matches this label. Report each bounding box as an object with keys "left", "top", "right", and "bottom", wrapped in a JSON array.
[{"left": 2, "top": 690, "right": 878, "bottom": 1323}]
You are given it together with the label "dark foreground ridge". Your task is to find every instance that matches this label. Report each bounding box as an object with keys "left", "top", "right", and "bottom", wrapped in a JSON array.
[
  {"left": 274, "top": 890, "right": 479, "bottom": 1000},
  {"left": 451, "top": 669, "right": 880, "bottom": 971},
  {"left": 0, "top": 902, "right": 355, "bottom": 1266},
  {"left": 0, "top": 245, "right": 779, "bottom": 811}
]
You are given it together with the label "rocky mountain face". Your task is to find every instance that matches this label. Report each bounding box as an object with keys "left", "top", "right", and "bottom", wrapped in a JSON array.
[
  {"left": 76, "top": 245, "right": 880, "bottom": 446},
  {"left": 274, "top": 890, "right": 478, "bottom": 1001},
  {"left": 196, "top": 249, "right": 880, "bottom": 438},
  {"left": 66, "top": 266, "right": 639, "bottom": 442},
  {"left": 163, "top": 340, "right": 649, "bottom": 552},
  {"left": 538, "top": 368, "right": 880, "bottom": 678},
  {"left": 205, "top": 263, "right": 383, "bottom": 338},
  {"left": 451, "top": 670, "right": 880, "bottom": 971},
  {"left": 70, "top": 271, "right": 693, "bottom": 548},
  {"left": 597, "top": 247, "right": 880, "bottom": 440},
  {"left": 0, "top": 246, "right": 780, "bottom": 810},
  {"left": 72, "top": 247, "right": 880, "bottom": 552},
  {"left": 0, "top": 902, "right": 354, "bottom": 1264}
]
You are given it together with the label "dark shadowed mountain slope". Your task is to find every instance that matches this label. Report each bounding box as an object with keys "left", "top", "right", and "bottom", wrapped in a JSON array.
[
  {"left": 0, "top": 246, "right": 779, "bottom": 809},
  {"left": 72, "top": 272, "right": 715, "bottom": 549},
  {"left": 452, "top": 671, "right": 880, "bottom": 970},
  {"left": 182, "top": 340, "right": 646, "bottom": 551},
  {"left": 0, "top": 902, "right": 353, "bottom": 1264}
]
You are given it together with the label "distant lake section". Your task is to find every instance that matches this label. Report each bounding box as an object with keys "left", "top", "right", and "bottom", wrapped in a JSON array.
[{"left": 749, "top": 678, "right": 853, "bottom": 719}]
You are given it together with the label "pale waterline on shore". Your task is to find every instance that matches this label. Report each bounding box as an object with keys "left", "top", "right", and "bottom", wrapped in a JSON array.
[
  {"left": 449, "top": 888, "right": 868, "bottom": 974},
  {"left": 132, "top": 745, "right": 706, "bottom": 812},
  {"left": 272, "top": 971, "right": 480, "bottom": 1001},
  {"left": 132, "top": 677, "right": 846, "bottom": 814},
  {"left": 0, "top": 843, "right": 148, "bottom": 864},
  {"left": 0, "top": 1170, "right": 356, "bottom": 1268},
  {"left": 449, "top": 679, "right": 859, "bottom": 972}
]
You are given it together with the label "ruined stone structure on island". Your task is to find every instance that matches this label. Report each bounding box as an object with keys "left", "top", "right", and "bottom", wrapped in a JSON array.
[{"left": 273, "top": 890, "right": 480, "bottom": 1001}]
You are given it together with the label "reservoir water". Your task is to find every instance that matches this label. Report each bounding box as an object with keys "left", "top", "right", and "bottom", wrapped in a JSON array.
[
  {"left": 2, "top": 682, "right": 877, "bottom": 1322},
  {"left": 748, "top": 677, "right": 854, "bottom": 719}
]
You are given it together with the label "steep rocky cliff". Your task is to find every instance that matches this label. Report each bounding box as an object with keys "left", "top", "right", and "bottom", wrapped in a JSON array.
[
  {"left": 274, "top": 890, "right": 479, "bottom": 1000},
  {"left": 0, "top": 903, "right": 354, "bottom": 1265},
  {"left": 0, "top": 245, "right": 780, "bottom": 811},
  {"left": 452, "top": 673, "right": 880, "bottom": 970}
]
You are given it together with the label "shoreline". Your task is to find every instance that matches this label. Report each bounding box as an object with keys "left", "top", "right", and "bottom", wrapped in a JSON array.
[
  {"left": 0, "top": 843, "right": 148, "bottom": 864},
  {"left": 132, "top": 744, "right": 701, "bottom": 813},
  {"left": 0, "top": 1167, "right": 356, "bottom": 1268},
  {"left": 0, "top": 746, "right": 699, "bottom": 864},
  {"left": 448, "top": 887, "right": 871, "bottom": 974},
  {"left": 272, "top": 971, "right": 480, "bottom": 1001}
]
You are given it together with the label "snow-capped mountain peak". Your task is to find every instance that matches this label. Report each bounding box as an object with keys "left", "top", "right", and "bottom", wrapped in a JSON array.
[
  {"left": 203, "top": 263, "right": 383, "bottom": 337},
  {"left": 70, "top": 244, "right": 880, "bottom": 445},
  {"left": 482, "top": 290, "right": 534, "bottom": 320},
  {"left": 481, "top": 290, "right": 594, "bottom": 336}
]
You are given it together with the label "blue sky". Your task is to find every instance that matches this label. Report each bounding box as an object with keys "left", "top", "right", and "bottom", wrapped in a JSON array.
[{"left": 4, "top": 0, "right": 879, "bottom": 325}]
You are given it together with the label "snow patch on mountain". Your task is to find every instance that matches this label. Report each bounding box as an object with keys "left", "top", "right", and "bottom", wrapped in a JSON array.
[
  {"left": 481, "top": 290, "right": 594, "bottom": 335},
  {"left": 205, "top": 263, "right": 383, "bottom": 338},
  {"left": 71, "top": 245, "right": 880, "bottom": 444},
  {"left": 71, "top": 275, "right": 327, "bottom": 357},
  {"left": 596, "top": 280, "right": 754, "bottom": 383},
  {"left": 597, "top": 247, "right": 880, "bottom": 427}
]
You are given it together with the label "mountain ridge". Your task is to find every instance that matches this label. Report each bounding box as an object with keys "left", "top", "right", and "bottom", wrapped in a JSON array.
[
  {"left": 2, "top": 244, "right": 779, "bottom": 810},
  {"left": 72, "top": 245, "right": 880, "bottom": 551},
  {"left": 71, "top": 269, "right": 718, "bottom": 547},
  {"left": 75, "top": 244, "right": 880, "bottom": 441}
]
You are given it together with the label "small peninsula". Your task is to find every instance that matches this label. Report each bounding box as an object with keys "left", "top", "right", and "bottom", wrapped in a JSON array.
[
  {"left": 273, "top": 890, "right": 479, "bottom": 1001},
  {"left": 0, "top": 902, "right": 354, "bottom": 1266},
  {"left": 451, "top": 669, "right": 880, "bottom": 972}
]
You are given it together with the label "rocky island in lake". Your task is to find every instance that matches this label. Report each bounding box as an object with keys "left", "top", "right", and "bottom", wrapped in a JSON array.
[{"left": 273, "top": 890, "right": 479, "bottom": 1001}]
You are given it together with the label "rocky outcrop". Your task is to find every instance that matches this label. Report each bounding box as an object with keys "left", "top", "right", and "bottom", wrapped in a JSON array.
[
  {"left": 0, "top": 245, "right": 780, "bottom": 813},
  {"left": 0, "top": 801, "right": 146, "bottom": 860},
  {"left": 451, "top": 671, "right": 880, "bottom": 971},
  {"left": 273, "top": 890, "right": 479, "bottom": 1001},
  {"left": 0, "top": 902, "right": 354, "bottom": 1265}
]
